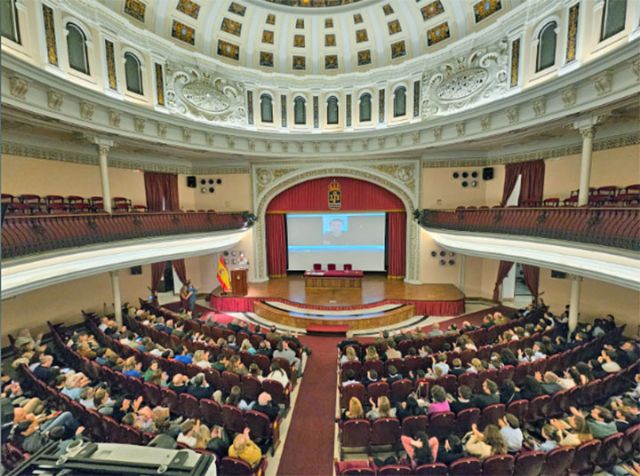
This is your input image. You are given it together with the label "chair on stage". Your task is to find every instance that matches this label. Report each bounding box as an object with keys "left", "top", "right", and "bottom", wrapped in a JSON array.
[
  {"left": 313, "top": 263, "right": 322, "bottom": 271},
  {"left": 343, "top": 264, "right": 352, "bottom": 271},
  {"left": 328, "top": 263, "right": 337, "bottom": 271}
]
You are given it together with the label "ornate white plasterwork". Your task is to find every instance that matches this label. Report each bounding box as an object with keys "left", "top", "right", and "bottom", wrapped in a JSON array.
[
  {"left": 165, "top": 63, "right": 246, "bottom": 126},
  {"left": 250, "top": 160, "right": 422, "bottom": 284},
  {"left": 421, "top": 39, "right": 510, "bottom": 118}
]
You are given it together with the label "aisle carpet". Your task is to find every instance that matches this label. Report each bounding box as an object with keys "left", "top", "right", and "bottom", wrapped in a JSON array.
[{"left": 277, "top": 335, "right": 340, "bottom": 476}]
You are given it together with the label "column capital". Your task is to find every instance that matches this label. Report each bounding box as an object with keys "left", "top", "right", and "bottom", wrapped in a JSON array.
[
  {"left": 573, "top": 113, "right": 609, "bottom": 136},
  {"left": 88, "top": 136, "right": 114, "bottom": 149},
  {"left": 570, "top": 274, "right": 583, "bottom": 282}
]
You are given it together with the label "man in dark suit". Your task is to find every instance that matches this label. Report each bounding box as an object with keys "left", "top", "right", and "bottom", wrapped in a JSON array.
[
  {"left": 450, "top": 385, "right": 475, "bottom": 413},
  {"left": 187, "top": 374, "right": 213, "bottom": 400},
  {"left": 471, "top": 379, "right": 500, "bottom": 409},
  {"left": 252, "top": 392, "right": 279, "bottom": 421}
]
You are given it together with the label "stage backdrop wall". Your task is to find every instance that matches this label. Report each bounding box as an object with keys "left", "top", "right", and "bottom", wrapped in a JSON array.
[{"left": 266, "top": 177, "right": 406, "bottom": 278}]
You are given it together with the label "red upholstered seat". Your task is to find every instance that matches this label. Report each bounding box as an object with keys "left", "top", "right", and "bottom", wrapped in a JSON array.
[
  {"left": 449, "top": 457, "right": 482, "bottom": 476},
  {"left": 514, "top": 451, "right": 546, "bottom": 476},
  {"left": 343, "top": 264, "right": 352, "bottom": 271},
  {"left": 327, "top": 263, "right": 337, "bottom": 271},
  {"left": 454, "top": 407, "right": 480, "bottom": 434},
  {"left": 369, "top": 418, "right": 401, "bottom": 449},
  {"left": 541, "top": 446, "right": 575, "bottom": 476},
  {"left": 483, "top": 454, "right": 514, "bottom": 476},
  {"left": 570, "top": 440, "right": 601, "bottom": 475},
  {"left": 335, "top": 460, "right": 375, "bottom": 475},
  {"left": 377, "top": 464, "right": 412, "bottom": 475},
  {"left": 340, "top": 419, "right": 370, "bottom": 452},
  {"left": 415, "top": 463, "right": 448, "bottom": 476},
  {"left": 401, "top": 415, "right": 428, "bottom": 438},
  {"left": 313, "top": 263, "right": 322, "bottom": 271},
  {"left": 428, "top": 411, "right": 455, "bottom": 439}
]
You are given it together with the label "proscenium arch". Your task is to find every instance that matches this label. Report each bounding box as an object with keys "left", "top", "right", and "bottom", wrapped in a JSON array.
[{"left": 251, "top": 166, "right": 420, "bottom": 284}]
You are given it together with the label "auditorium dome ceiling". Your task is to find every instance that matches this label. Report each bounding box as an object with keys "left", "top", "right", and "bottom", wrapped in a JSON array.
[{"left": 100, "top": 0, "right": 519, "bottom": 74}]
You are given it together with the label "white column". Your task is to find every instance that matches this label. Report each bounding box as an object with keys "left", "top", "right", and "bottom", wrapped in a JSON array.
[
  {"left": 92, "top": 138, "right": 114, "bottom": 213},
  {"left": 577, "top": 127, "right": 594, "bottom": 206},
  {"left": 458, "top": 255, "right": 466, "bottom": 293},
  {"left": 110, "top": 270, "right": 122, "bottom": 324},
  {"left": 568, "top": 275, "right": 582, "bottom": 336}
]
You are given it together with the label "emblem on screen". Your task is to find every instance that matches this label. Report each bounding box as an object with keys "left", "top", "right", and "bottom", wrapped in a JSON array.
[{"left": 328, "top": 180, "right": 342, "bottom": 210}]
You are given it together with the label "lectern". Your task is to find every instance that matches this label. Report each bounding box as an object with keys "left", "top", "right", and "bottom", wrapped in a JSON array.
[{"left": 231, "top": 268, "right": 248, "bottom": 296}]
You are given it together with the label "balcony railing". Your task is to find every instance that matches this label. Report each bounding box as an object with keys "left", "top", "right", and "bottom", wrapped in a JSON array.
[
  {"left": 1, "top": 211, "right": 255, "bottom": 259},
  {"left": 417, "top": 207, "right": 639, "bottom": 251}
]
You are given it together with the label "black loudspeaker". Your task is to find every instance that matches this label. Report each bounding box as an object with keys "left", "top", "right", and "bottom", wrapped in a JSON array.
[
  {"left": 551, "top": 270, "right": 567, "bottom": 279},
  {"left": 130, "top": 266, "right": 143, "bottom": 275},
  {"left": 186, "top": 176, "right": 197, "bottom": 188},
  {"left": 482, "top": 167, "right": 494, "bottom": 180}
]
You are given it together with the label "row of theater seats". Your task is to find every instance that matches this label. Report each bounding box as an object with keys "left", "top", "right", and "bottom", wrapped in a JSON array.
[
  {"left": 335, "top": 423, "right": 640, "bottom": 476},
  {"left": 2, "top": 194, "right": 140, "bottom": 214}
]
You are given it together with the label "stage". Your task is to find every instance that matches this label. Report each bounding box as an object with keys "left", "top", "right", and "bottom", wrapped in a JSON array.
[{"left": 210, "top": 274, "right": 465, "bottom": 317}]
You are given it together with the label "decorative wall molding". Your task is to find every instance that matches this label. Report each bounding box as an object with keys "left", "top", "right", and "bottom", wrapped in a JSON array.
[
  {"left": 250, "top": 160, "right": 422, "bottom": 284},
  {"left": 421, "top": 39, "right": 510, "bottom": 118}
]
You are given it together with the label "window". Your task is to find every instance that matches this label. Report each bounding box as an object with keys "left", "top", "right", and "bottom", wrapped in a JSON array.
[
  {"left": 124, "top": 52, "right": 143, "bottom": 94},
  {"left": 536, "top": 21, "right": 557, "bottom": 72},
  {"left": 66, "top": 23, "right": 90, "bottom": 74},
  {"left": 601, "top": 0, "right": 627, "bottom": 40},
  {"left": 327, "top": 96, "right": 339, "bottom": 125},
  {"left": 260, "top": 94, "right": 273, "bottom": 123},
  {"left": 294, "top": 96, "right": 306, "bottom": 125},
  {"left": 1, "top": 0, "right": 20, "bottom": 43},
  {"left": 393, "top": 86, "right": 406, "bottom": 117},
  {"left": 359, "top": 93, "right": 372, "bottom": 122}
]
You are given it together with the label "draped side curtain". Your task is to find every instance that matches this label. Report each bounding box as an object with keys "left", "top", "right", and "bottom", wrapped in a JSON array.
[
  {"left": 386, "top": 212, "right": 406, "bottom": 279},
  {"left": 150, "top": 260, "right": 188, "bottom": 292},
  {"left": 266, "top": 214, "right": 287, "bottom": 278},
  {"left": 144, "top": 172, "right": 180, "bottom": 211},
  {"left": 494, "top": 160, "right": 545, "bottom": 301}
]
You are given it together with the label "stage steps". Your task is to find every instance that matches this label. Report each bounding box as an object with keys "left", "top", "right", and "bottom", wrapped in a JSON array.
[{"left": 253, "top": 301, "right": 416, "bottom": 332}]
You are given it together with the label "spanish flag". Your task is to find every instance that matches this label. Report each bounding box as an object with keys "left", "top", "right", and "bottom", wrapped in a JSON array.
[{"left": 217, "top": 256, "right": 232, "bottom": 293}]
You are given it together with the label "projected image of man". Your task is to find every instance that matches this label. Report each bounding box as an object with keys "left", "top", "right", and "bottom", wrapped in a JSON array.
[{"left": 323, "top": 218, "right": 349, "bottom": 245}]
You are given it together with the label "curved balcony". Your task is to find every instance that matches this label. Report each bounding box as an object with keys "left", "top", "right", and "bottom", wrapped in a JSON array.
[
  {"left": 417, "top": 207, "right": 640, "bottom": 290},
  {"left": 417, "top": 207, "right": 638, "bottom": 251},
  {"left": 2, "top": 211, "right": 255, "bottom": 259}
]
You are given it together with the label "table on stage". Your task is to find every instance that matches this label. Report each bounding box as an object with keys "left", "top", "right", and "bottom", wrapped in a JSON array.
[{"left": 303, "top": 269, "right": 364, "bottom": 289}]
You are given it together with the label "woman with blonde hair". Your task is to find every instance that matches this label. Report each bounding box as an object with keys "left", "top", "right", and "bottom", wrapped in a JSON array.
[
  {"left": 364, "top": 346, "right": 379, "bottom": 362},
  {"left": 340, "top": 346, "right": 359, "bottom": 364},
  {"left": 465, "top": 424, "right": 506, "bottom": 459},
  {"left": 194, "top": 422, "right": 212, "bottom": 449},
  {"left": 366, "top": 396, "right": 396, "bottom": 420},
  {"left": 229, "top": 428, "right": 262, "bottom": 469},
  {"left": 239, "top": 339, "right": 256, "bottom": 355},
  {"left": 345, "top": 397, "right": 364, "bottom": 419},
  {"left": 193, "top": 350, "right": 212, "bottom": 370}
]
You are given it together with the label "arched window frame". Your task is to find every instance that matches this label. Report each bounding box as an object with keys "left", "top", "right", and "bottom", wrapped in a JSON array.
[
  {"left": 533, "top": 19, "right": 559, "bottom": 73},
  {"left": 326, "top": 95, "right": 340, "bottom": 126},
  {"left": 358, "top": 91, "right": 373, "bottom": 124},
  {"left": 123, "top": 49, "right": 144, "bottom": 95},
  {"left": 392, "top": 85, "right": 407, "bottom": 118},
  {"left": 64, "top": 21, "right": 90, "bottom": 75},
  {"left": 600, "top": 0, "right": 627, "bottom": 41},
  {"left": 259, "top": 92, "right": 274, "bottom": 124},
  {"left": 293, "top": 95, "right": 307, "bottom": 126}
]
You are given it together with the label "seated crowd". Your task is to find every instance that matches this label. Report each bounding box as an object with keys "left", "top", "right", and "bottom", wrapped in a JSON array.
[
  {"left": 2, "top": 305, "right": 309, "bottom": 472},
  {"left": 336, "top": 305, "right": 640, "bottom": 474}
]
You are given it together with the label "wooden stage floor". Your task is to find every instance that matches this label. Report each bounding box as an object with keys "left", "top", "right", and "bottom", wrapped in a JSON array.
[{"left": 214, "top": 273, "right": 464, "bottom": 307}]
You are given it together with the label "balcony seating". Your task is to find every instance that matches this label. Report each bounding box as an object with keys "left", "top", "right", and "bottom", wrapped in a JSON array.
[
  {"left": 344, "top": 263, "right": 353, "bottom": 270},
  {"left": 313, "top": 263, "right": 322, "bottom": 271},
  {"left": 328, "top": 263, "right": 337, "bottom": 271}
]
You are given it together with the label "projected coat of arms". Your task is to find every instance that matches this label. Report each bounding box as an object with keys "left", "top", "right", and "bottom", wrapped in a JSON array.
[{"left": 328, "top": 180, "right": 341, "bottom": 210}]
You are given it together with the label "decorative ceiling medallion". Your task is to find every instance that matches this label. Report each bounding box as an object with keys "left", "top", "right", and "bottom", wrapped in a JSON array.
[
  {"left": 262, "top": 30, "right": 274, "bottom": 44},
  {"left": 171, "top": 20, "right": 195, "bottom": 45},
  {"left": 177, "top": 0, "right": 200, "bottom": 19},
  {"left": 221, "top": 17, "right": 242, "bottom": 37},
  {"left": 292, "top": 55, "right": 306, "bottom": 70},
  {"left": 325, "top": 34, "right": 336, "bottom": 47},
  {"left": 217, "top": 39, "right": 240, "bottom": 60},
  {"left": 166, "top": 65, "right": 246, "bottom": 125},
  {"left": 357, "top": 49, "right": 371, "bottom": 66},
  {"left": 427, "top": 22, "right": 450, "bottom": 46},
  {"left": 421, "top": 1, "right": 444, "bottom": 21},
  {"left": 388, "top": 20, "right": 401, "bottom": 35},
  {"left": 124, "top": 0, "right": 146, "bottom": 22},
  {"left": 421, "top": 39, "right": 509, "bottom": 117},
  {"left": 260, "top": 51, "right": 274, "bottom": 67},
  {"left": 325, "top": 55, "right": 338, "bottom": 70},
  {"left": 473, "top": 0, "right": 502, "bottom": 23},
  {"left": 228, "top": 2, "right": 246, "bottom": 16},
  {"left": 391, "top": 40, "right": 406, "bottom": 59}
]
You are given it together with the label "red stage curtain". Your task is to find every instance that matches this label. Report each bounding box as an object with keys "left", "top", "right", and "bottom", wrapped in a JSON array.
[
  {"left": 144, "top": 172, "right": 180, "bottom": 211},
  {"left": 500, "top": 160, "right": 546, "bottom": 206},
  {"left": 151, "top": 262, "right": 165, "bottom": 292},
  {"left": 172, "top": 259, "right": 187, "bottom": 285},
  {"left": 492, "top": 261, "right": 514, "bottom": 301},
  {"left": 267, "top": 177, "right": 404, "bottom": 212},
  {"left": 387, "top": 212, "right": 406, "bottom": 279},
  {"left": 266, "top": 214, "right": 287, "bottom": 278},
  {"left": 522, "top": 264, "right": 540, "bottom": 299}
]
